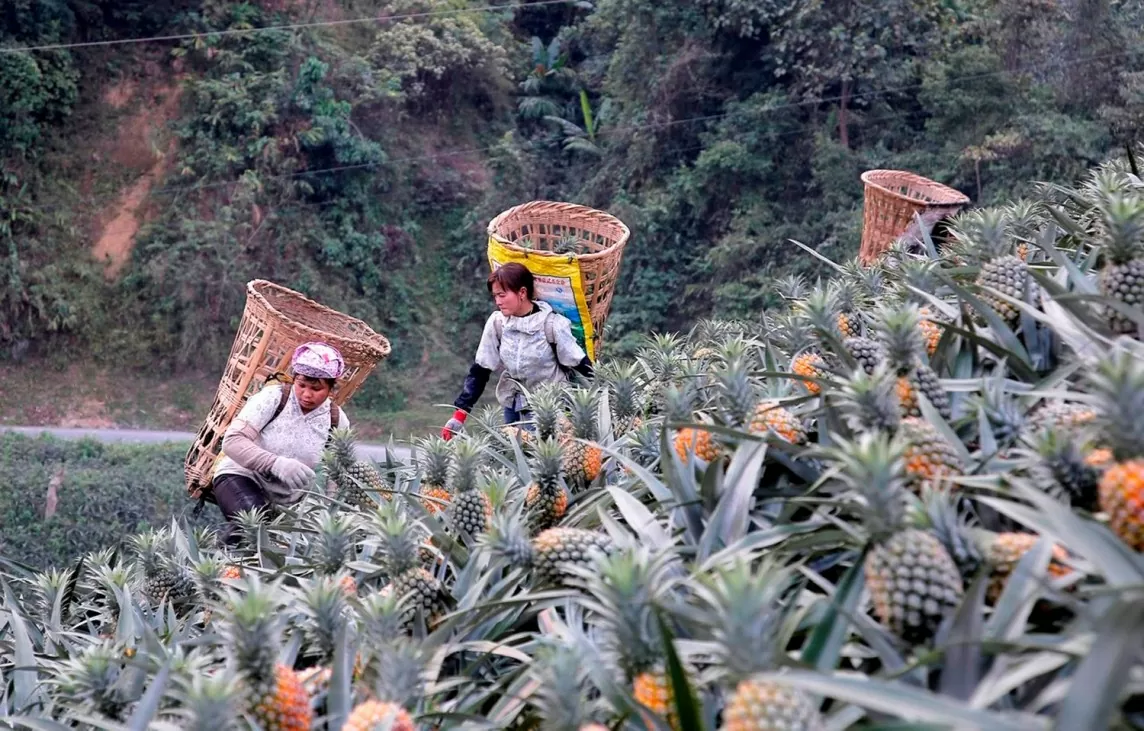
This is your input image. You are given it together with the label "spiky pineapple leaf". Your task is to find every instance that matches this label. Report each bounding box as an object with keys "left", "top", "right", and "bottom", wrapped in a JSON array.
[
  {"left": 937, "top": 572, "right": 989, "bottom": 701},
  {"left": 658, "top": 612, "right": 705, "bottom": 731},
  {"left": 801, "top": 547, "right": 867, "bottom": 672},
  {"left": 127, "top": 660, "right": 170, "bottom": 731},
  {"left": 699, "top": 441, "right": 766, "bottom": 559},
  {"left": 1054, "top": 598, "right": 1144, "bottom": 731},
  {"left": 757, "top": 669, "right": 1048, "bottom": 731},
  {"left": 606, "top": 487, "right": 670, "bottom": 548}
]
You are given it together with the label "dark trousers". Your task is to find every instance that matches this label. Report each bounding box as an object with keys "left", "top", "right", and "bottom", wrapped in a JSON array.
[
  {"left": 504, "top": 407, "right": 535, "bottom": 431},
  {"left": 212, "top": 474, "right": 270, "bottom": 546}
]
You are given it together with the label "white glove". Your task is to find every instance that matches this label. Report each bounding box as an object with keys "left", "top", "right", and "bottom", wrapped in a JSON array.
[{"left": 271, "top": 456, "right": 315, "bottom": 493}]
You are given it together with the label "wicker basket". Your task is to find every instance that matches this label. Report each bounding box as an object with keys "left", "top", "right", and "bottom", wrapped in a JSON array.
[
  {"left": 486, "top": 201, "right": 630, "bottom": 353},
  {"left": 859, "top": 170, "right": 970, "bottom": 264},
  {"left": 184, "top": 279, "right": 391, "bottom": 500}
]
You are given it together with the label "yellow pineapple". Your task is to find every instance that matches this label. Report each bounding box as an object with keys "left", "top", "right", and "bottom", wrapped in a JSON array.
[
  {"left": 633, "top": 669, "right": 675, "bottom": 730},
  {"left": 673, "top": 427, "right": 723, "bottom": 465},
  {"left": 525, "top": 437, "right": 569, "bottom": 532},
  {"left": 447, "top": 438, "right": 493, "bottom": 539},
  {"left": 417, "top": 436, "right": 452, "bottom": 514},
  {"left": 918, "top": 307, "right": 943, "bottom": 356},
  {"left": 900, "top": 417, "right": 963, "bottom": 490},
  {"left": 723, "top": 676, "right": 825, "bottom": 731},
  {"left": 981, "top": 532, "right": 1072, "bottom": 603},
  {"left": 1088, "top": 351, "right": 1144, "bottom": 550},
  {"left": 791, "top": 351, "right": 826, "bottom": 395},
  {"left": 562, "top": 389, "right": 604, "bottom": 492},
  {"left": 877, "top": 305, "right": 952, "bottom": 420},
  {"left": 749, "top": 401, "right": 806, "bottom": 444},
  {"left": 343, "top": 700, "right": 414, "bottom": 731}
]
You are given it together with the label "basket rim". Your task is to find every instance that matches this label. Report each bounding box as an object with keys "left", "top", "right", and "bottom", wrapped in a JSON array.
[
  {"left": 486, "top": 200, "right": 631, "bottom": 264},
  {"left": 246, "top": 279, "right": 391, "bottom": 358},
  {"left": 860, "top": 169, "right": 970, "bottom": 207}
]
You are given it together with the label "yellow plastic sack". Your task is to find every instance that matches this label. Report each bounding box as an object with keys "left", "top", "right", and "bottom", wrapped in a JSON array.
[{"left": 487, "top": 237, "right": 597, "bottom": 361}]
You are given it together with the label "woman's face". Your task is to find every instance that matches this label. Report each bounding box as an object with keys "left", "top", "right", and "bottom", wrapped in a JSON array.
[
  {"left": 491, "top": 281, "right": 531, "bottom": 317},
  {"left": 294, "top": 375, "right": 332, "bottom": 412}
]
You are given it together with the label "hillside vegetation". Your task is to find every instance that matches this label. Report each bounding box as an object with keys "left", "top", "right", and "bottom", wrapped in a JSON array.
[{"left": 3, "top": 0, "right": 1143, "bottom": 427}]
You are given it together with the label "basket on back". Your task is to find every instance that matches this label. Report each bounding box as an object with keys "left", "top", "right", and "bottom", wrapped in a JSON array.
[
  {"left": 859, "top": 169, "right": 970, "bottom": 264},
  {"left": 486, "top": 201, "right": 630, "bottom": 360},
  {"left": 184, "top": 279, "right": 391, "bottom": 501}
]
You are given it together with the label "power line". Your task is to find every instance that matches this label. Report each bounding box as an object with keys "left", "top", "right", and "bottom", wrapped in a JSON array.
[{"left": 0, "top": 0, "right": 573, "bottom": 54}]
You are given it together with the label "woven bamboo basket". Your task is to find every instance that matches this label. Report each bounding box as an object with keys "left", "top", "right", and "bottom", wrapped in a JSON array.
[
  {"left": 486, "top": 201, "right": 630, "bottom": 352},
  {"left": 184, "top": 279, "right": 391, "bottom": 500},
  {"left": 859, "top": 169, "right": 970, "bottom": 264}
]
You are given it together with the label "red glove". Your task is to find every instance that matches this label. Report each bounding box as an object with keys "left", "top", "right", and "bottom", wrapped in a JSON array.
[{"left": 442, "top": 409, "right": 467, "bottom": 440}]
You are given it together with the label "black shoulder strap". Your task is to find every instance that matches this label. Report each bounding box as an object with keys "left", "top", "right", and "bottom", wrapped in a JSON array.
[
  {"left": 268, "top": 384, "right": 290, "bottom": 425},
  {"left": 330, "top": 404, "right": 340, "bottom": 429}
]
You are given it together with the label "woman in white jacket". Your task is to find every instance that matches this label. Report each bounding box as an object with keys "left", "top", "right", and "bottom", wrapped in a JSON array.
[
  {"left": 212, "top": 342, "right": 349, "bottom": 542},
  {"left": 443, "top": 262, "right": 593, "bottom": 439}
]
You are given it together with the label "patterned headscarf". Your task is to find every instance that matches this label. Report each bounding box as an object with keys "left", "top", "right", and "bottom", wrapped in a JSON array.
[{"left": 290, "top": 342, "right": 346, "bottom": 380}]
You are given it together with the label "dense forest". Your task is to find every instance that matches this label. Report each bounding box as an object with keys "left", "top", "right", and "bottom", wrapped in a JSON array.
[{"left": 3, "top": 0, "right": 1143, "bottom": 419}]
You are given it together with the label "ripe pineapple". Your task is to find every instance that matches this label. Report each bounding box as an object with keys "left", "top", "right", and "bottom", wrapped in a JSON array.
[
  {"left": 417, "top": 436, "right": 453, "bottom": 514},
  {"left": 221, "top": 580, "right": 313, "bottom": 731},
  {"left": 131, "top": 530, "right": 193, "bottom": 608},
  {"left": 562, "top": 388, "right": 604, "bottom": 492},
  {"left": 1089, "top": 351, "right": 1144, "bottom": 550},
  {"left": 525, "top": 437, "right": 569, "bottom": 532},
  {"left": 875, "top": 305, "right": 951, "bottom": 420},
  {"left": 343, "top": 700, "right": 415, "bottom": 731},
  {"left": 900, "top": 417, "right": 963, "bottom": 490},
  {"left": 918, "top": 307, "right": 943, "bottom": 355},
  {"left": 1096, "top": 192, "right": 1144, "bottom": 337},
  {"left": 323, "top": 427, "right": 385, "bottom": 509},
  {"left": 979, "top": 531, "right": 1072, "bottom": 603},
  {"left": 749, "top": 401, "right": 805, "bottom": 444},
  {"left": 843, "top": 336, "right": 886, "bottom": 375},
  {"left": 837, "top": 310, "right": 861, "bottom": 338},
  {"left": 375, "top": 505, "right": 450, "bottom": 628},
  {"left": 829, "top": 433, "right": 964, "bottom": 645},
  {"left": 1028, "top": 401, "right": 1096, "bottom": 433},
  {"left": 673, "top": 427, "right": 723, "bottom": 465},
  {"left": 791, "top": 351, "right": 827, "bottom": 395},
  {"left": 723, "top": 677, "right": 826, "bottom": 731},
  {"left": 447, "top": 438, "right": 492, "bottom": 538},
  {"left": 632, "top": 668, "right": 676, "bottom": 730}
]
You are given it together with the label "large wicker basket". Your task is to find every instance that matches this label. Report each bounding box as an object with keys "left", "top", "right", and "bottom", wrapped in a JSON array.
[
  {"left": 486, "top": 201, "right": 630, "bottom": 354},
  {"left": 859, "top": 170, "right": 970, "bottom": 264},
  {"left": 184, "top": 279, "right": 391, "bottom": 500}
]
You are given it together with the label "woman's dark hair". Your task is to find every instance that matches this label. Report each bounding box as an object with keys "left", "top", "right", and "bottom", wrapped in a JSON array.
[
  {"left": 487, "top": 262, "right": 535, "bottom": 300},
  {"left": 295, "top": 373, "right": 337, "bottom": 389}
]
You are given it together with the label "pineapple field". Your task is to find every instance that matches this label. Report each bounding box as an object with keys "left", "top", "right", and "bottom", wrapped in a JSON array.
[{"left": 6, "top": 154, "right": 1144, "bottom": 729}]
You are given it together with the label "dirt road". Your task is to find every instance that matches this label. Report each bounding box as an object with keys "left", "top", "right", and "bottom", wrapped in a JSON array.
[{"left": 1, "top": 426, "right": 412, "bottom": 463}]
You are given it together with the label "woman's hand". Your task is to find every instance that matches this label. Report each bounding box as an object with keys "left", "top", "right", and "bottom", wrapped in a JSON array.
[
  {"left": 271, "top": 456, "right": 316, "bottom": 491},
  {"left": 442, "top": 409, "right": 468, "bottom": 440}
]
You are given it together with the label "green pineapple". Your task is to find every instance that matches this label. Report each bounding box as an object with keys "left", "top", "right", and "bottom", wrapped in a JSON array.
[
  {"left": 299, "top": 575, "right": 352, "bottom": 664},
  {"left": 1096, "top": 192, "right": 1144, "bottom": 337},
  {"left": 484, "top": 513, "right": 614, "bottom": 588},
  {"left": 713, "top": 358, "right": 759, "bottom": 430},
  {"left": 309, "top": 510, "right": 357, "bottom": 577},
  {"left": 1025, "top": 426, "right": 1101, "bottom": 510},
  {"left": 529, "top": 384, "right": 569, "bottom": 441},
  {"left": 323, "top": 427, "right": 385, "bottom": 509},
  {"left": 527, "top": 641, "right": 597, "bottom": 731},
  {"left": 417, "top": 435, "right": 453, "bottom": 514},
  {"left": 525, "top": 437, "right": 569, "bottom": 532},
  {"left": 969, "top": 209, "right": 1037, "bottom": 323},
  {"left": 131, "top": 530, "right": 193, "bottom": 608},
  {"left": 55, "top": 644, "right": 132, "bottom": 720},
  {"left": 375, "top": 505, "right": 450, "bottom": 628},
  {"left": 447, "top": 437, "right": 492, "bottom": 538},
  {"left": 603, "top": 361, "right": 645, "bottom": 436},
  {"left": 170, "top": 670, "right": 244, "bottom": 731},
  {"left": 874, "top": 304, "right": 951, "bottom": 420},
  {"left": 833, "top": 366, "right": 901, "bottom": 434},
  {"left": 562, "top": 388, "right": 604, "bottom": 492},
  {"left": 843, "top": 336, "right": 887, "bottom": 375},
  {"left": 827, "top": 432, "right": 964, "bottom": 645}
]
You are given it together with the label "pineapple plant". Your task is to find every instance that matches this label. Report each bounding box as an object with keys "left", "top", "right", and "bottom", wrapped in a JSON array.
[
  {"left": 417, "top": 436, "right": 453, "bottom": 514},
  {"left": 632, "top": 668, "right": 677, "bottom": 730},
  {"left": 957, "top": 208, "right": 1037, "bottom": 324},
  {"left": 833, "top": 366, "right": 902, "bottom": 435},
  {"left": 1025, "top": 426, "right": 1102, "bottom": 510},
  {"left": 562, "top": 388, "right": 604, "bottom": 492},
  {"left": 843, "top": 336, "right": 886, "bottom": 375},
  {"left": 1028, "top": 401, "right": 1096, "bottom": 433},
  {"left": 531, "top": 384, "right": 571, "bottom": 442},
  {"left": 342, "top": 701, "right": 415, "bottom": 731},
  {"left": 323, "top": 427, "right": 386, "bottom": 509},
  {"left": 828, "top": 433, "right": 964, "bottom": 645},
  {"left": 221, "top": 579, "right": 313, "bottom": 731},
  {"left": 525, "top": 437, "right": 569, "bottom": 532},
  {"left": 447, "top": 437, "right": 493, "bottom": 538},
  {"left": 1095, "top": 192, "right": 1144, "bottom": 337},
  {"left": 875, "top": 304, "right": 952, "bottom": 420},
  {"left": 131, "top": 530, "right": 193, "bottom": 608},
  {"left": 1088, "top": 350, "right": 1144, "bottom": 550},
  {"left": 603, "top": 361, "right": 646, "bottom": 437},
  {"left": 374, "top": 505, "right": 450, "bottom": 628},
  {"left": 714, "top": 357, "right": 760, "bottom": 430},
  {"left": 791, "top": 350, "right": 827, "bottom": 396},
  {"left": 978, "top": 530, "right": 1073, "bottom": 603},
  {"left": 673, "top": 426, "right": 723, "bottom": 465},
  {"left": 918, "top": 307, "right": 943, "bottom": 355},
  {"left": 484, "top": 513, "right": 614, "bottom": 587},
  {"left": 723, "top": 680, "right": 826, "bottom": 731}
]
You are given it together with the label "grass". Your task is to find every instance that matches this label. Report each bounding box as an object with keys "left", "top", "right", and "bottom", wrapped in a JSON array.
[{"left": 0, "top": 433, "right": 220, "bottom": 571}]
